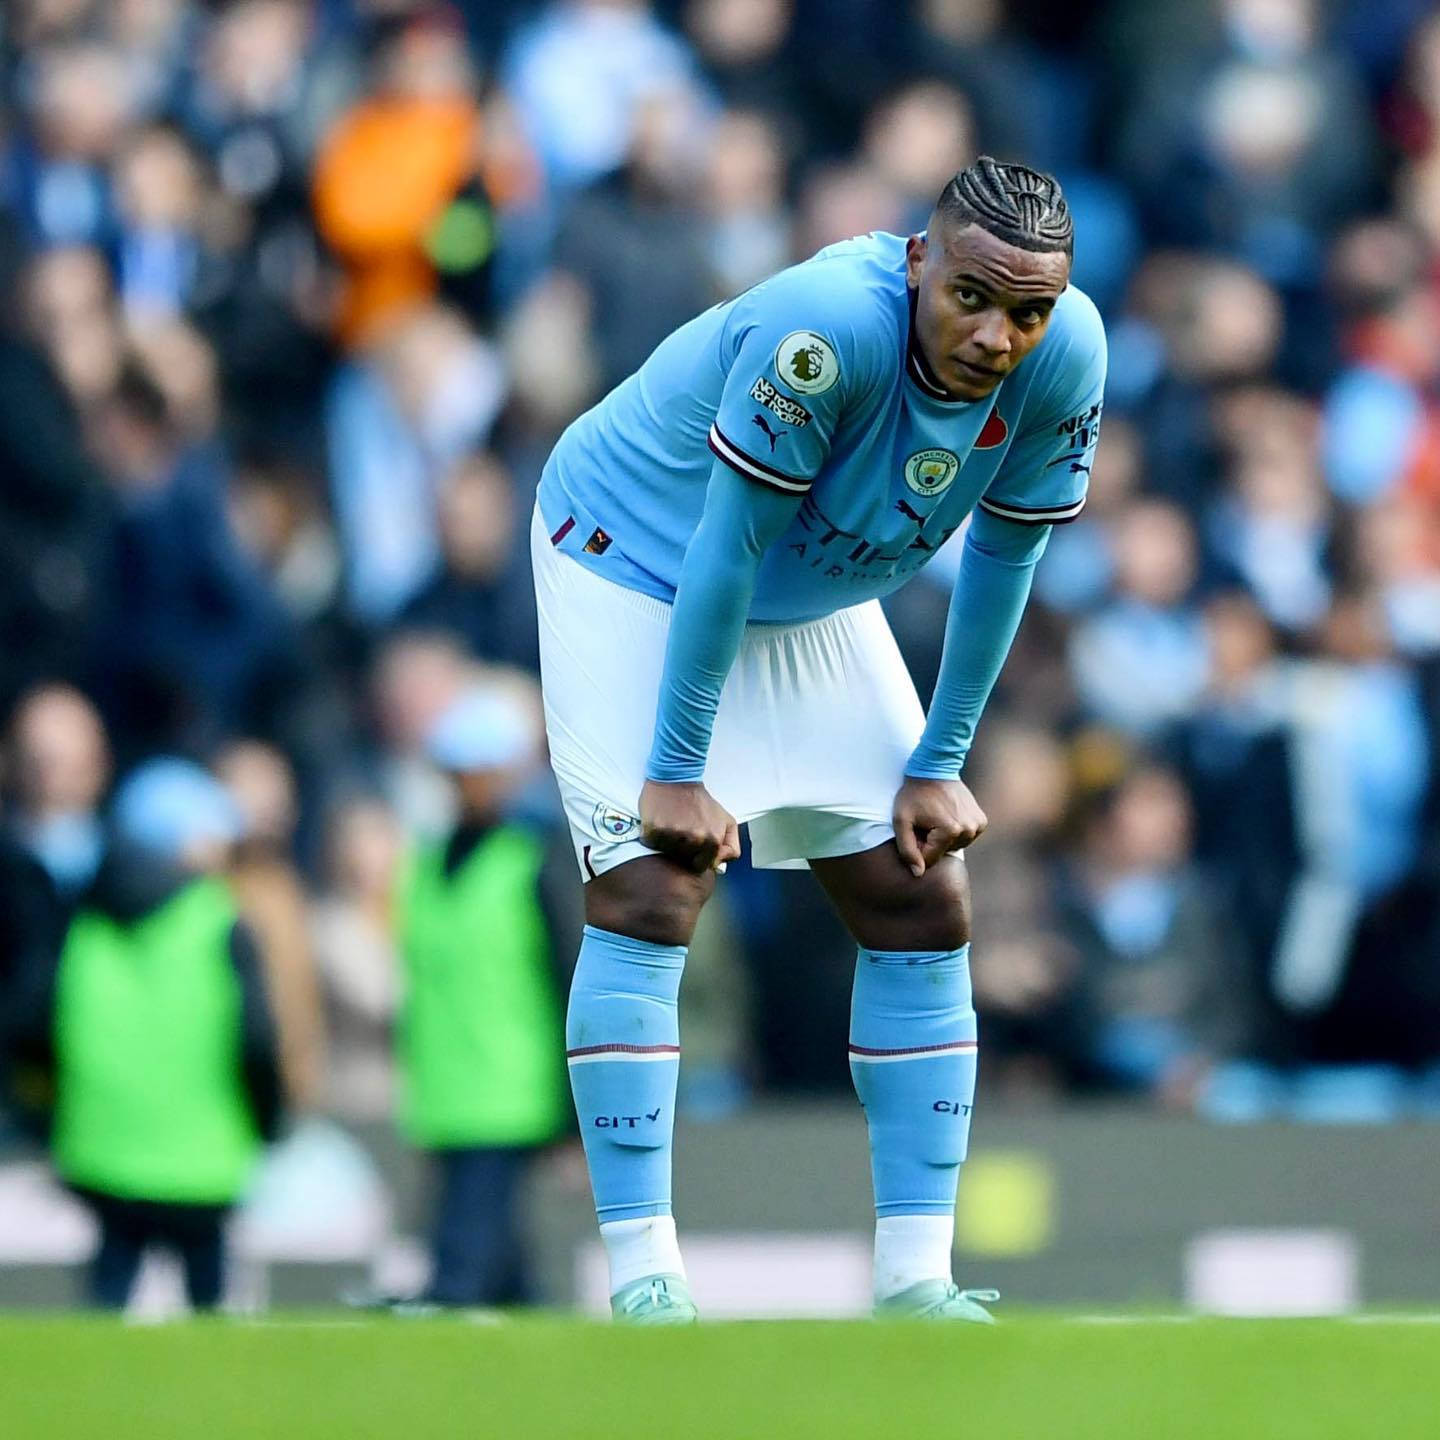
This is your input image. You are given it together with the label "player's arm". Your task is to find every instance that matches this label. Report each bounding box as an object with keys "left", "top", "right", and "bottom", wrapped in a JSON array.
[
  {"left": 640, "top": 463, "right": 802, "bottom": 870},
  {"left": 906, "top": 508, "right": 1054, "bottom": 787},
  {"left": 642, "top": 297, "right": 853, "bottom": 871},
  {"left": 893, "top": 509, "right": 1051, "bottom": 873},
  {"left": 898, "top": 300, "right": 1106, "bottom": 874}
]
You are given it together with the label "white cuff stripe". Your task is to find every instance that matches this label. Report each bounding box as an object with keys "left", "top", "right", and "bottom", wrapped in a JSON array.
[
  {"left": 978, "top": 495, "right": 1087, "bottom": 524},
  {"left": 848, "top": 1040, "right": 978, "bottom": 1064},
  {"left": 708, "top": 424, "right": 811, "bottom": 493}
]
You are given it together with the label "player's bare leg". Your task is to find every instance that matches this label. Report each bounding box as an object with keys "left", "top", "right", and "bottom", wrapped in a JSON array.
[
  {"left": 811, "top": 841, "right": 971, "bottom": 954},
  {"left": 583, "top": 853, "right": 715, "bottom": 946},
  {"left": 811, "top": 843, "right": 994, "bottom": 1321},
  {"left": 565, "top": 855, "right": 715, "bottom": 1321}
]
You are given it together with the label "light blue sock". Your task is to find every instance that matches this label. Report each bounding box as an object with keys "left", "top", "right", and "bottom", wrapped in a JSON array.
[
  {"left": 849, "top": 944, "right": 977, "bottom": 1217},
  {"left": 566, "top": 924, "right": 686, "bottom": 1223}
]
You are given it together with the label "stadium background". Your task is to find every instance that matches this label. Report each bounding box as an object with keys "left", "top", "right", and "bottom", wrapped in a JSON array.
[{"left": 1, "top": 0, "right": 1439, "bottom": 1318}]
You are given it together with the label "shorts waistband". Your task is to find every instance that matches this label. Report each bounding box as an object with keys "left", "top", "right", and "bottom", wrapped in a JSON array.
[{"left": 532, "top": 502, "right": 879, "bottom": 636}]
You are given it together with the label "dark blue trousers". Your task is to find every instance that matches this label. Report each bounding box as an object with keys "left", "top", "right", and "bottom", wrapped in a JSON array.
[
  {"left": 427, "top": 1146, "right": 535, "bottom": 1306},
  {"left": 74, "top": 1188, "right": 229, "bottom": 1311}
]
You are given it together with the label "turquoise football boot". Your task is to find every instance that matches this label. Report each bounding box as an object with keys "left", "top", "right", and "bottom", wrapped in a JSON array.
[
  {"left": 610, "top": 1274, "right": 699, "bottom": 1324},
  {"left": 876, "top": 1280, "right": 998, "bottom": 1323}
]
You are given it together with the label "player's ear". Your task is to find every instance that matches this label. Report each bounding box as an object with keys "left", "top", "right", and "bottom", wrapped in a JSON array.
[{"left": 905, "top": 234, "right": 927, "bottom": 289}]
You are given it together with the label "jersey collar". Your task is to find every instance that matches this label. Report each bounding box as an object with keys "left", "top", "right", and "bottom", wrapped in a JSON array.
[{"left": 905, "top": 286, "right": 972, "bottom": 406}]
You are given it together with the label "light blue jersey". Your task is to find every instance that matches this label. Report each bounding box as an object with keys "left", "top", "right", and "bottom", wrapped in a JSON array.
[{"left": 539, "top": 230, "right": 1106, "bottom": 624}]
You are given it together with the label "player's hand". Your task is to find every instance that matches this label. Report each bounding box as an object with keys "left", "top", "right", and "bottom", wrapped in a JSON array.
[
  {"left": 639, "top": 779, "right": 741, "bottom": 875},
  {"left": 892, "top": 775, "right": 987, "bottom": 877}
]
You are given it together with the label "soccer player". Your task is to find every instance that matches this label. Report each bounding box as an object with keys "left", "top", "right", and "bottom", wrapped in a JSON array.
[{"left": 532, "top": 158, "right": 1105, "bottom": 1322}]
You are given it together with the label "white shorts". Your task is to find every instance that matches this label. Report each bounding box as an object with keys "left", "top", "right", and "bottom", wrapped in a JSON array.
[{"left": 531, "top": 506, "right": 926, "bottom": 878}]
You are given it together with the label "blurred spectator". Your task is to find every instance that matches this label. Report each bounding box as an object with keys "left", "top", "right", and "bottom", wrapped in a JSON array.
[
  {"left": 551, "top": 85, "right": 716, "bottom": 389},
  {"left": 367, "top": 628, "right": 472, "bottom": 835},
  {"left": 3, "top": 683, "right": 110, "bottom": 900},
  {"left": 13, "top": 40, "right": 136, "bottom": 248},
  {"left": 792, "top": 159, "right": 905, "bottom": 259},
  {"left": 313, "top": 8, "right": 497, "bottom": 348},
  {"left": 0, "top": 685, "right": 111, "bottom": 1122},
  {"left": 309, "top": 797, "right": 403, "bottom": 1123},
  {"left": 111, "top": 121, "right": 210, "bottom": 321},
  {"left": 1032, "top": 417, "right": 1142, "bottom": 616},
  {"left": 905, "top": 0, "right": 1086, "bottom": 171},
  {"left": 326, "top": 302, "right": 505, "bottom": 623},
  {"left": 780, "top": 0, "right": 916, "bottom": 153},
  {"left": 683, "top": 0, "right": 797, "bottom": 133},
  {"left": 1321, "top": 218, "right": 1440, "bottom": 534},
  {"left": 0, "top": 262, "right": 114, "bottom": 712},
  {"left": 1257, "top": 595, "right": 1436, "bottom": 1066},
  {"left": 1178, "top": 591, "right": 1286, "bottom": 864},
  {"left": 1111, "top": 0, "right": 1379, "bottom": 285},
  {"left": 502, "top": 0, "right": 703, "bottom": 193},
  {"left": 88, "top": 359, "right": 295, "bottom": 750},
  {"left": 1059, "top": 762, "right": 1256, "bottom": 1102},
  {"left": 126, "top": 318, "right": 224, "bottom": 444},
  {"left": 25, "top": 758, "right": 282, "bottom": 1310},
  {"left": 860, "top": 80, "right": 975, "bottom": 232},
  {"left": 1350, "top": 494, "right": 1440, "bottom": 658},
  {"left": 964, "top": 722, "right": 1088, "bottom": 1097},
  {"left": 393, "top": 681, "right": 577, "bottom": 1305},
  {"left": 183, "top": 0, "right": 343, "bottom": 207},
  {"left": 399, "top": 450, "right": 540, "bottom": 670},
  {"left": 17, "top": 244, "right": 125, "bottom": 411},
  {"left": 495, "top": 270, "right": 601, "bottom": 458},
  {"left": 226, "top": 441, "right": 343, "bottom": 625},
  {"left": 1110, "top": 253, "right": 1284, "bottom": 506},
  {"left": 215, "top": 738, "right": 327, "bottom": 1114},
  {"left": 102, "top": 0, "right": 196, "bottom": 120},
  {"left": 1207, "top": 388, "right": 1333, "bottom": 633},
  {"left": 702, "top": 108, "right": 790, "bottom": 298},
  {"left": 1368, "top": 5, "right": 1440, "bottom": 151},
  {"left": 1069, "top": 500, "right": 1210, "bottom": 737}
]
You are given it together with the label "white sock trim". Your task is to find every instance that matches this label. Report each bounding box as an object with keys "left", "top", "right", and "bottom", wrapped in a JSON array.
[
  {"left": 873, "top": 1214, "right": 955, "bottom": 1301},
  {"left": 599, "top": 1215, "right": 686, "bottom": 1294}
]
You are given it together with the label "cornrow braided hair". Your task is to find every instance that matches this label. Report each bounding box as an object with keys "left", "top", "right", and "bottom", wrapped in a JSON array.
[{"left": 936, "top": 156, "right": 1073, "bottom": 258}]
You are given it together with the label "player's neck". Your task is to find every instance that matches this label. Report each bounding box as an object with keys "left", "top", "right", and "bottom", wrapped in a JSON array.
[{"left": 905, "top": 287, "right": 972, "bottom": 406}]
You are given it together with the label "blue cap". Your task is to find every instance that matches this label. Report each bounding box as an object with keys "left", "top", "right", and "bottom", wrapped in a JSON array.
[
  {"left": 111, "top": 758, "right": 244, "bottom": 860},
  {"left": 425, "top": 687, "right": 534, "bottom": 773}
]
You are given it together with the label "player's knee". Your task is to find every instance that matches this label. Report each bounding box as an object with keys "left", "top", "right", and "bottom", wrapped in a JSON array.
[
  {"left": 877, "top": 856, "right": 972, "bottom": 952},
  {"left": 583, "top": 857, "right": 713, "bottom": 947}
]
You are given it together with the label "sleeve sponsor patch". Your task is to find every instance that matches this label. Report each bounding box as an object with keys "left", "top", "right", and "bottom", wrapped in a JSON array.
[
  {"left": 749, "top": 376, "right": 812, "bottom": 428},
  {"left": 1052, "top": 400, "right": 1102, "bottom": 454}
]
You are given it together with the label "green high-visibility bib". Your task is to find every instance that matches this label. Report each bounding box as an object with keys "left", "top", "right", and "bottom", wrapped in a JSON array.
[
  {"left": 53, "top": 878, "right": 259, "bottom": 1204},
  {"left": 398, "top": 825, "right": 567, "bottom": 1149}
]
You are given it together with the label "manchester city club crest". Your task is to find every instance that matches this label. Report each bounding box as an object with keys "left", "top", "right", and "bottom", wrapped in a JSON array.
[
  {"left": 904, "top": 447, "right": 960, "bottom": 497},
  {"left": 775, "top": 330, "right": 839, "bottom": 395},
  {"left": 593, "top": 803, "right": 640, "bottom": 841}
]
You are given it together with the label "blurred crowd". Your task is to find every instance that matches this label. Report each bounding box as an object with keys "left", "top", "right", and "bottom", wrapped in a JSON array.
[{"left": 2, "top": 0, "right": 1440, "bottom": 1162}]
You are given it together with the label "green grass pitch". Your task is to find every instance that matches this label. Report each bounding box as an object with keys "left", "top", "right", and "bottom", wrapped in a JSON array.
[{"left": 6, "top": 1313, "right": 1440, "bottom": 1439}]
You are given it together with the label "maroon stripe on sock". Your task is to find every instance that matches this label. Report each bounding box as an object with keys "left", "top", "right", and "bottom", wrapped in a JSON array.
[
  {"left": 848, "top": 1040, "right": 978, "bottom": 1057},
  {"left": 550, "top": 515, "right": 576, "bottom": 545},
  {"left": 566, "top": 1043, "right": 682, "bottom": 1058}
]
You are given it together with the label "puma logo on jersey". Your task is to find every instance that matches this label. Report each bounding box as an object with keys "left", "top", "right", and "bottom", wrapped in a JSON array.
[{"left": 752, "top": 413, "right": 785, "bottom": 451}]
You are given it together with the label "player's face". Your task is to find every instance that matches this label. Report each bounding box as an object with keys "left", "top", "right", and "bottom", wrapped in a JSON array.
[{"left": 906, "top": 222, "right": 1070, "bottom": 401}]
